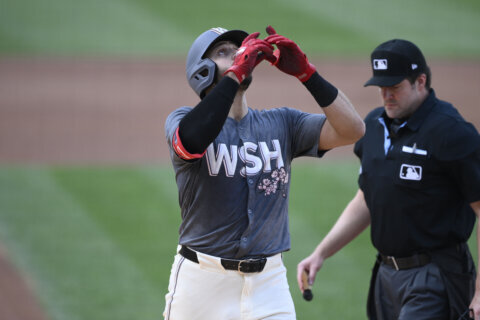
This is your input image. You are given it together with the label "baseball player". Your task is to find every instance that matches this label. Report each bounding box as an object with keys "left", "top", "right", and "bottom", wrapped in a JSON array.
[
  {"left": 297, "top": 39, "right": 480, "bottom": 319},
  {"left": 163, "top": 26, "right": 365, "bottom": 320}
]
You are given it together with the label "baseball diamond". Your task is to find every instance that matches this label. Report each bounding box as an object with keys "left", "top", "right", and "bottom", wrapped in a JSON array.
[{"left": 0, "top": 56, "right": 478, "bottom": 319}]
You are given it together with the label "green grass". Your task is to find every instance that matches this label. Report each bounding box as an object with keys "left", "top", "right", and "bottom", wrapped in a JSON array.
[
  {"left": 0, "top": 167, "right": 176, "bottom": 319},
  {"left": 0, "top": 163, "right": 476, "bottom": 319},
  {"left": 0, "top": 1, "right": 478, "bottom": 318},
  {"left": 1, "top": 0, "right": 479, "bottom": 57},
  {"left": 287, "top": 161, "right": 374, "bottom": 318}
]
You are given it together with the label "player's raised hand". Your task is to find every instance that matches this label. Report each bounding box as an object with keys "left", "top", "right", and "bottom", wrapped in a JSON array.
[
  {"left": 224, "top": 32, "right": 274, "bottom": 83},
  {"left": 264, "top": 26, "right": 316, "bottom": 82}
]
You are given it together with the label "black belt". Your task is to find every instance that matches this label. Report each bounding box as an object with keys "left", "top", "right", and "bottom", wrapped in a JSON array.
[
  {"left": 179, "top": 246, "right": 267, "bottom": 273},
  {"left": 379, "top": 252, "right": 431, "bottom": 271}
]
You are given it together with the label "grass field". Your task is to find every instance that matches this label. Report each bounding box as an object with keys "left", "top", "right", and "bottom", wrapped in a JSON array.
[
  {"left": 0, "top": 162, "right": 373, "bottom": 319},
  {"left": 0, "top": 0, "right": 479, "bottom": 319},
  {"left": 1, "top": 0, "right": 480, "bottom": 57},
  {"left": 0, "top": 163, "right": 477, "bottom": 319}
]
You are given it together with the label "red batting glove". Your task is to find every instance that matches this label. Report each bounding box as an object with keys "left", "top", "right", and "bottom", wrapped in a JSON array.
[
  {"left": 264, "top": 26, "right": 316, "bottom": 82},
  {"left": 224, "top": 32, "right": 274, "bottom": 83}
]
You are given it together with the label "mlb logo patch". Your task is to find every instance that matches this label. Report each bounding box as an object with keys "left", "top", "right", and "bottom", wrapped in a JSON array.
[
  {"left": 373, "top": 59, "right": 388, "bottom": 70},
  {"left": 399, "top": 164, "right": 422, "bottom": 181}
]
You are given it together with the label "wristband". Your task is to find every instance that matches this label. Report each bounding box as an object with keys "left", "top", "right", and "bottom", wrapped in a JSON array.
[{"left": 303, "top": 72, "right": 338, "bottom": 107}]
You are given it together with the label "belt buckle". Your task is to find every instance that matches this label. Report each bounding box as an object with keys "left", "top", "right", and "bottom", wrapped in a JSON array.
[
  {"left": 237, "top": 258, "right": 266, "bottom": 273},
  {"left": 387, "top": 256, "right": 399, "bottom": 271},
  {"left": 238, "top": 259, "right": 255, "bottom": 273}
]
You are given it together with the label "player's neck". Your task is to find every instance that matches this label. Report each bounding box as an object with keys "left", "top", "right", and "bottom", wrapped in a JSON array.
[{"left": 229, "top": 92, "right": 248, "bottom": 121}]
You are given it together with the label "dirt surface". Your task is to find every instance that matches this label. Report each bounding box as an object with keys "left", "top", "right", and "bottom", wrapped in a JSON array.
[
  {"left": 0, "top": 57, "right": 478, "bottom": 164},
  {"left": 0, "top": 56, "right": 478, "bottom": 319},
  {"left": 0, "top": 245, "right": 46, "bottom": 320}
]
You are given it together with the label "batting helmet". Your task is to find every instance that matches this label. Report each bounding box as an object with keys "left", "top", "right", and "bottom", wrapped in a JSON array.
[{"left": 186, "top": 27, "right": 248, "bottom": 98}]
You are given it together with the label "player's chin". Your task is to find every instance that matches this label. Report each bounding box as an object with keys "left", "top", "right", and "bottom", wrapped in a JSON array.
[{"left": 239, "top": 75, "right": 253, "bottom": 91}]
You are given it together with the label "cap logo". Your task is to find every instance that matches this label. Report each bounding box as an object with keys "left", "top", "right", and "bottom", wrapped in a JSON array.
[
  {"left": 373, "top": 59, "right": 388, "bottom": 70},
  {"left": 411, "top": 64, "right": 418, "bottom": 70},
  {"left": 211, "top": 27, "right": 228, "bottom": 35}
]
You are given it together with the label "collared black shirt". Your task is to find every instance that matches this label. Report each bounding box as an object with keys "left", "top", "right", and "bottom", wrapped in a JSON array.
[{"left": 354, "top": 89, "right": 480, "bottom": 257}]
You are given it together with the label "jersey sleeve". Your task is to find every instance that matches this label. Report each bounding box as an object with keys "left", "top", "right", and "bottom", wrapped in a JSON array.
[
  {"left": 165, "top": 107, "right": 205, "bottom": 161},
  {"left": 353, "top": 137, "right": 364, "bottom": 159},
  {"left": 449, "top": 149, "right": 480, "bottom": 203},
  {"left": 285, "top": 108, "right": 327, "bottom": 159},
  {"left": 354, "top": 108, "right": 382, "bottom": 190},
  {"left": 437, "top": 121, "right": 480, "bottom": 161},
  {"left": 354, "top": 107, "right": 382, "bottom": 160},
  {"left": 438, "top": 121, "right": 480, "bottom": 203}
]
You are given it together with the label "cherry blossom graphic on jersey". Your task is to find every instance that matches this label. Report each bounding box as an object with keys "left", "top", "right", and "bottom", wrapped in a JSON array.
[{"left": 257, "top": 167, "right": 289, "bottom": 197}]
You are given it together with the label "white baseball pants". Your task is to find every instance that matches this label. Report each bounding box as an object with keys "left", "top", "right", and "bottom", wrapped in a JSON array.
[{"left": 163, "top": 246, "right": 296, "bottom": 320}]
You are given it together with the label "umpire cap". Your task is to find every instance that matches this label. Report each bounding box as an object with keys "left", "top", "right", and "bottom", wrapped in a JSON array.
[
  {"left": 186, "top": 27, "right": 248, "bottom": 98},
  {"left": 364, "top": 39, "right": 428, "bottom": 87}
]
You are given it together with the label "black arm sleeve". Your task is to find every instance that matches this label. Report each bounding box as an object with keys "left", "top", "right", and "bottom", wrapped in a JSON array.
[
  {"left": 302, "top": 72, "right": 338, "bottom": 108},
  {"left": 178, "top": 77, "right": 239, "bottom": 154}
]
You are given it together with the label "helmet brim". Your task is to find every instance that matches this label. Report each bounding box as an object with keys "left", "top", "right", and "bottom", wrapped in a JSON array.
[{"left": 202, "top": 30, "right": 249, "bottom": 58}]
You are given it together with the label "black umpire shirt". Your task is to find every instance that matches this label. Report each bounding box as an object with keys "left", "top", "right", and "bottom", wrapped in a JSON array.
[{"left": 354, "top": 89, "right": 480, "bottom": 257}]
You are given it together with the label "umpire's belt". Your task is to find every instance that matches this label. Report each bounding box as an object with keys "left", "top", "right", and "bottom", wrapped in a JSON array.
[
  {"left": 179, "top": 245, "right": 267, "bottom": 273},
  {"left": 379, "top": 252, "right": 431, "bottom": 271}
]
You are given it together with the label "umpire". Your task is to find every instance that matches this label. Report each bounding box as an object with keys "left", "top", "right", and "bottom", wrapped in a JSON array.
[{"left": 297, "top": 39, "right": 480, "bottom": 319}]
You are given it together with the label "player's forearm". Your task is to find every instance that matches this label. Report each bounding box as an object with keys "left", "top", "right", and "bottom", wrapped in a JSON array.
[
  {"left": 321, "top": 90, "right": 365, "bottom": 145},
  {"left": 303, "top": 73, "right": 364, "bottom": 148},
  {"left": 178, "top": 77, "right": 239, "bottom": 154},
  {"left": 315, "top": 189, "right": 370, "bottom": 260}
]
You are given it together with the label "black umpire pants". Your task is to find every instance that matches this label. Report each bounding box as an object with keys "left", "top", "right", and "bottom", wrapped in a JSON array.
[
  {"left": 367, "top": 244, "right": 476, "bottom": 320},
  {"left": 374, "top": 262, "right": 448, "bottom": 320}
]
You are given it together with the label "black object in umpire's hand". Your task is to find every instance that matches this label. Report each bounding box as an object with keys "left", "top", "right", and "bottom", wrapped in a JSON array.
[{"left": 301, "top": 271, "right": 313, "bottom": 301}]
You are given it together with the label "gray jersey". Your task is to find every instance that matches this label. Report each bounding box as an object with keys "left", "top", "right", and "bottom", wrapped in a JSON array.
[{"left": 165, "top": 106, "right": 326, "bottom": 259}]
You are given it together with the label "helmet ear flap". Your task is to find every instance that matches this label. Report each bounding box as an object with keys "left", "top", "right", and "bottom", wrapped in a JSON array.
[
  {"left": 199, "top": 63, "right": 218, "bottom": 99},
  {"left": 187, "top": 58, "right": 217, "bottom": 98}
]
